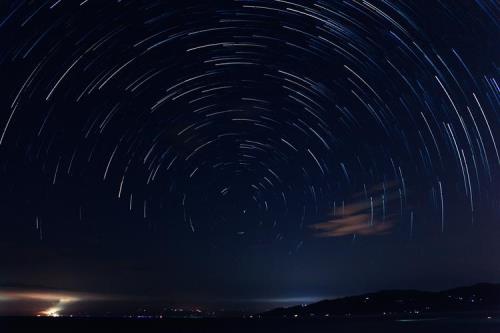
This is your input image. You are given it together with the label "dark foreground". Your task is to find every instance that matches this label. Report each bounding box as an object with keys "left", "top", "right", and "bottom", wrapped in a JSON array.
[{"left": 2, "top": 316, "right": 500, "bottom": 333}]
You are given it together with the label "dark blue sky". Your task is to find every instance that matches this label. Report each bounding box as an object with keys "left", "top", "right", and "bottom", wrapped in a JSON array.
[{"left": 0, "top": 0, "right": 498, "bottom": 316}]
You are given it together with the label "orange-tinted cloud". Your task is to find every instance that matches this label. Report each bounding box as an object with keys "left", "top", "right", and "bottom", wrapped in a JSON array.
[
  {"left": 310, "top": 214, "right": 396, "bottom": 237},
  {"left": 310, "top": 181, "right": 401, "bottom": 238}
]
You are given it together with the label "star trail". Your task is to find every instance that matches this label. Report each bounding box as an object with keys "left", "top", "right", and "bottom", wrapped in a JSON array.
[{"left": 0, "top": 0, "right": 498, "bottom": 316}]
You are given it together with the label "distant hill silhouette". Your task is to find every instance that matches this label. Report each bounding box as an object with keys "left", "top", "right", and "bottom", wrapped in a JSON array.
[{"left": 260, "top": 283, "right": 500, "bottom": 318}]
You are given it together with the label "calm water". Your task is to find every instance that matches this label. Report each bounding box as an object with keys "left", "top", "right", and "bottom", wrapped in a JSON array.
[{"left": 2, "top": 317, "right": 500, "bottom": 332}]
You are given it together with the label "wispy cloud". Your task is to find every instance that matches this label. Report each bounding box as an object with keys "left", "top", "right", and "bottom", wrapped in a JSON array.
[{"left": 310, "top": 182, "right": 401, "bottom": 238}]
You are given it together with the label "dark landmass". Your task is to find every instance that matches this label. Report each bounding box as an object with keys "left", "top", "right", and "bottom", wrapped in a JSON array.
[
  {"left": 1, "top": 316, "right": 500, "bottom": 333},
  {"left": 1, "top": 283, "right": 500, "bottom": 332},
  {"left": 260, "top": 283, "right": 500, "bottom": 318}
]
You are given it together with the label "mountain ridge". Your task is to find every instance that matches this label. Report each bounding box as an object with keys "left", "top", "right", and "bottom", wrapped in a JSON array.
[{"left": 260, "top": 283, "right": 500, "bottom": 318}]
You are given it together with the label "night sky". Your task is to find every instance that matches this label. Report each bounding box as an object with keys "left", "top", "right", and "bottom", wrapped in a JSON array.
[{"left": 0, "top": 0, "right": 499, "bottom": 317}]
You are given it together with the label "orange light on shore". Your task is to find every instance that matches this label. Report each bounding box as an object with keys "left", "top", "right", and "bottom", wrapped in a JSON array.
[
  {"left": 40, "top": 306, "right": 62, "bottom": 317},
  {"left": 38, "top": 297, "right": 77, "bottom": 317}
]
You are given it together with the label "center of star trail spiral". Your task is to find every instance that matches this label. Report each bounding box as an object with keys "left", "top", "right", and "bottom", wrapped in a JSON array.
[{"left": 0, "top": 0, "right": 498, "bottom": 250}]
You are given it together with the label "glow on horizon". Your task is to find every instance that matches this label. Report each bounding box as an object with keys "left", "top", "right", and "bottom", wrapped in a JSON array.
[
  {"left": 0, "top": 289, "right": 108, "bottom": 316},
  {"left": 38, "top": 297, "right": 77, "bottom": 317}
]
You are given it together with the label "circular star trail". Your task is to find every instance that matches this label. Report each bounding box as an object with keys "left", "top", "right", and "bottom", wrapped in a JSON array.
[{"left": 0, "top": 0, "right": 498, "bottom": 249}]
